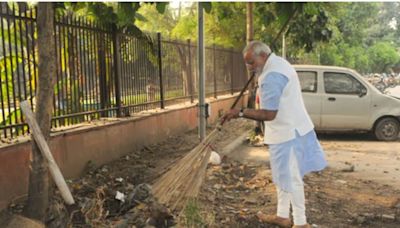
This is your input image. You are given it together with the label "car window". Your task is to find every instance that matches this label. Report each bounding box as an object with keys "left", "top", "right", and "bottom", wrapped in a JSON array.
[
  {"left": 324, "top": 72, "right": 365, "bottom": 94},
  {"left": 297, "top": 71, "right": 317, "bottom": 93}
]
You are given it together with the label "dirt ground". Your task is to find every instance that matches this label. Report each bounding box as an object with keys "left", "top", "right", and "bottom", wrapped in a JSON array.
[
  {"left": 211, "top": 125, "right": 400, "bottom": 228},
  {"left": 1, "top": 119, "right": 400, "bottom": 227}
]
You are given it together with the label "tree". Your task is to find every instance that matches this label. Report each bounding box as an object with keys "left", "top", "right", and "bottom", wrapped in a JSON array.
[
  {"left": 246, "top": 3, "right": 253, "bottom": 44},
  {"left": 246, "top": 2, "right": 256, "bottom": 109},
  {"left": 337, "top": 2, "right": 379, "bottom": 46},
  {"left": 136, "top": 3, "right": 195, "bottom": 39},
  {"left": 245, "top": 2, "right": 263, "bottom": 134},
  {"left": 286, "top": 4, "right": 333, "bottom": 52},
  {"left": 206, "top": 2, "right": 246, "bottom": 47},
  {"left": 24, "top": 2, "right": 56, "bottom": 221},
  {"left": 307, "top": 3, "right": 400, "bottom": 73},
  {"left": 368, "top": 42, "right": 400, "bottom": 73},
  {"left": 308, "top": 3, "right": 377, "bottom": 70},
  {"left": 55, "top": 2, "right": 167, "bottom": 37}
]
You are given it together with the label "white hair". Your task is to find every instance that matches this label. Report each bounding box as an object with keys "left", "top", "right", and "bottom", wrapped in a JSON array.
[{"left": 243, "top": 41, "right": 272, "bottom": 57}]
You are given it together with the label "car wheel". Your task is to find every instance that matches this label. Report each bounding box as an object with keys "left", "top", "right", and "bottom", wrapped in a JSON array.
[{"left": 374, "top": 117, "right": 400, "bottom": 141}]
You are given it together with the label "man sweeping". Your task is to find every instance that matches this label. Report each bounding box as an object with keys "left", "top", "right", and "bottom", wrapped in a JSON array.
[{"left": 222, "top": 41, "right": 327, "bottom": 228}]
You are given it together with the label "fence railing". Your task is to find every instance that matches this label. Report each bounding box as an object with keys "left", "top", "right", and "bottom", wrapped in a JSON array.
[{"left": 0, "top": 3, "right": 247, "bottom": 139}]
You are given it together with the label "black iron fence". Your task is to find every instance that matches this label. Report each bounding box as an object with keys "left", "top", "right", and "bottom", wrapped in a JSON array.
[{"left": 0, "top": 4, "right": 247, "bottom": 139}]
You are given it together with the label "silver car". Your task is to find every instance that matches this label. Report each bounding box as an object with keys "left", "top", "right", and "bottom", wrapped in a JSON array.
[{"left": 294, "top": 65, "right": 400, "bottom": 141}]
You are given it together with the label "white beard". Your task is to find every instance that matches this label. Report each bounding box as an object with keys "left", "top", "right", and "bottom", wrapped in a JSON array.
[{"left": 255, "top": 67, "right": 263, "bottom": 76}]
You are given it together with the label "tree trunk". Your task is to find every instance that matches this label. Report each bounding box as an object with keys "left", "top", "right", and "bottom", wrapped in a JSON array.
[
  {"left": 246, "top": 3, "right": 263, "bottom": 134},
  {"left": 246, "top": 2, "right": 253, "bottom": 44},
  {"left": 246, "top": 3, "right": 256, "bottom": 109},
  {"left": 24, "top": 2, "right": 56, "bottom": 222}
]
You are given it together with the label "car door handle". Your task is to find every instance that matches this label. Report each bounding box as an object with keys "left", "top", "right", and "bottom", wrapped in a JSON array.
[{"left": 328, "top": 97, "right": 336, "bottom": 101}]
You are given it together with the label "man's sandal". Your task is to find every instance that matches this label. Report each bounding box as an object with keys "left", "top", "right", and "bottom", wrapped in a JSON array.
[
  {"left": 256, "top": 211, "right": 292, "bottom": 228},
  {"left": 292, "top": 224, "right": 311, "bottom": 228}
]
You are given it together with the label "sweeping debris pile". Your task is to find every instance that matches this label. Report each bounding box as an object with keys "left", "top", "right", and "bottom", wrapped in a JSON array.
[{"left": 3, "top": 120, "right": 251, "bottom": 227}]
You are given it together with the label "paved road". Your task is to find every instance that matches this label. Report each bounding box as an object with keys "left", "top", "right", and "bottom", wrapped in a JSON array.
[{"left": 226, "top": 133, "right": 400, "bottom": 190}]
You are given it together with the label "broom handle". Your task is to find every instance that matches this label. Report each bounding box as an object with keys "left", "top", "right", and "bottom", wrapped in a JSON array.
[
  {"left": 219, "top": 72, "right": 256, "bottom": 127},
  {"left": 230, "top": 71, "right": 256, "bottom": 109}
]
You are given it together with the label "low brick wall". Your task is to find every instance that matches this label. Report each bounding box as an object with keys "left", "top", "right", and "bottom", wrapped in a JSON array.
[{"left": 0, "top": 94, "right": 247, "bottom": 210}]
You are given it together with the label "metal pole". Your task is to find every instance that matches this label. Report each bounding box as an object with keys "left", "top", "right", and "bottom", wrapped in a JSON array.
[
  {"left": 98, "top": 32, "right": 107, "bottom": 117},
  {"left": 282, "top": 33, "right": 286, "bottom": 59},
  {"left": 187, "top": 39, "right": 194, "bottom": 103},
  {"left": 213, "top": 44, "right": 217, "bottom": 98},
  {"left": 112, "top": 25, "right": 122, "bottom": 117},
  {"left": 230, "top": 47, "right": 234, "bottom": 95},
  {"left": 157, "top": 33, "right": 165, "bottom": 109},
  {"left": 198, "top": 3, "right": 206, "bottom": 141}
]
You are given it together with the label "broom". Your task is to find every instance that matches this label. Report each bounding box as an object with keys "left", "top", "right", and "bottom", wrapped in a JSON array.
[{"left": 152, "top": 72, "right": 256, "bottom": 211}]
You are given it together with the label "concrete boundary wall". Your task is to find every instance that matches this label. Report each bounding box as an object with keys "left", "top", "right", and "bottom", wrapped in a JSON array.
[{"left": 0, "top": 94, "right": 247, "bottom": 210}]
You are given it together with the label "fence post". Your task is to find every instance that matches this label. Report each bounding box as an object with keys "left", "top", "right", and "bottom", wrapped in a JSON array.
[
  {"left": 230, "top": 47, "right": 234, "bottom": 95},
  {"left": 98, "top": 30, "right": 108, "bottom": 117},
  {"left": 213, "top": 44, "right": 217, "bottom": 98},
  {"left": 187, "top": 39, "right": 194, "bottom": 103},
  {"left": 112, "top": 25, "right": 122, "bottom": 117},
  {"left": 157, "top": 33, "right": 165, "bottom": 109}
]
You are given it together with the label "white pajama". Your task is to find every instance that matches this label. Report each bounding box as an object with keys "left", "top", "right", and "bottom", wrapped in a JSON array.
[{"left": 276, "top": 147, "right": 307, "bottom": 226}]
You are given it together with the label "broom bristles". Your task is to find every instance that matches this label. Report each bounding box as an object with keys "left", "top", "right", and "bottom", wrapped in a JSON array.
[{"left": 152, "top": 128, "right": 220, "bottom": 210}]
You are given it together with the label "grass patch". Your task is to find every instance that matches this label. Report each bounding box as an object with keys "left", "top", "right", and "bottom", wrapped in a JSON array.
[{"left": 182, "top": 198, "right": 208, "bottom": 227}]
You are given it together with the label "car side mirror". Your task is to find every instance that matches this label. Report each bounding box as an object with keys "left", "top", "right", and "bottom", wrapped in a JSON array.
[{"left": 359, "top": 88, "right": 367, "bottom": 97}]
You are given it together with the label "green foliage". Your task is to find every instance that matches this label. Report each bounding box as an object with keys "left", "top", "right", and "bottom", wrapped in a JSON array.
[
  {"left": 294, "top": 2, "right": 400, "bottom": 74},
  {"left": 0, "top": 107, "right": 28, "bottom": 135},
  {"left": 364, "top": 2, "right": 400, "bottom": 46},
  {"left": 136, "top": 2, "right": 335, "bottom": 51},
  {"left": 0, "top": 55, "right": 23, "bottom": 100},
  {"left": 368, "top": 42, "right": 400, "bottom": 72},
  {"left": 288, "top": 5, "right": 333, "bottom": 52},
  {"left": 251, "top": 3, "right": 336, "bottom": 52},
  {"left": 55, "top": 2, "right": 168, "bottom": 38},
  {"left": 274, "top": 2, "right": 305, "bottom": 26},
  {"left": 252, "top": 3, "right": 277, "bottom": 44},
  {"left": 116, "top": 3, "right": 140, "bottom": 27},
  {"left": 202, "top": 2, "right": 212, "bottom": 14},
  {"left": 138, "top": 1, "right": 397, "bottom": 73},
  {"left": 138, "top": 2, "right": 245, "bottom": 46},
  {"left": 136, "top": 3, "right": 189, "bottom": 38},
  {"left": 305, "top": 42, "right": 373, "bottom": 74},
  {"left": 172, "top": 14, "right": 197, "bottom": 40},
  {"left": 156, "top": 2, "right": 168, "bottom": 14},
  {"left": 1, "top": 108, "right": 20, "bottom": 124},
  {"left": 340, "top": 3, "right": 379, "bottom": 45},
  {"left": 206, "top": 2, "right": 246, "bottom": 47}
]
